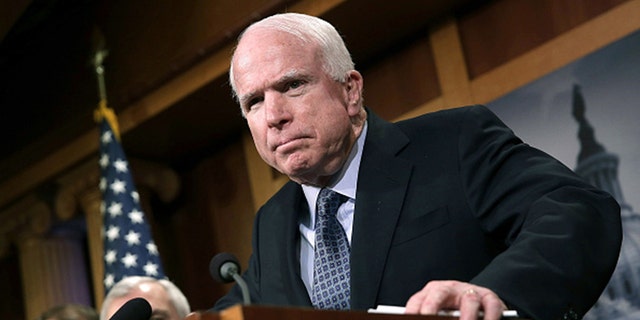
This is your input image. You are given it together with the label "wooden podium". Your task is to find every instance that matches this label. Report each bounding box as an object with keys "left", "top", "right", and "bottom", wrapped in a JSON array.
[{"left": 185, "top": 304, "right": 521, "bottom": 320}]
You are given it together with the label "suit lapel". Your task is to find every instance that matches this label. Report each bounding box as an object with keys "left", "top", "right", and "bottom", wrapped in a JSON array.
[
  {"left": 277, "top": 183, "right": 313, "bottom": 306},
  {"left": 350, "top": 111, "right": 412, "bottom": 309}
]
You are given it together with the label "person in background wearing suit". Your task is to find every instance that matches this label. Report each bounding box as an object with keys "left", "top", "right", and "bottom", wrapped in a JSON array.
[
  {"left": 100, "top": 276, "right": 190, "bottom": 320},
  {"left": 213, "top": 12, "right": 622, "bottom": 320}
]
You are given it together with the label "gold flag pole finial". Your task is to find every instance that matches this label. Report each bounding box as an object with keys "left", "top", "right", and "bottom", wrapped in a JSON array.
[{"left": 91, "top": 27, "right": 121, "bottom": 140}]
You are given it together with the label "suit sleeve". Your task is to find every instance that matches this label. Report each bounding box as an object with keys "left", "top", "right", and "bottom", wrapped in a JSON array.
[{"left": 458, "top": 105, "right": 622, "bottom": 320}]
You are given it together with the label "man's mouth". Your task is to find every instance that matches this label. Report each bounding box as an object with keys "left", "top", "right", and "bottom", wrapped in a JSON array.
[{"left": 274, "top": 136, "right": 306, "bottom": 152}]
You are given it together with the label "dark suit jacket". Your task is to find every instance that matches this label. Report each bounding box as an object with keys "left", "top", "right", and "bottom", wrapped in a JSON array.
[{"left": 213, "top": 105, "right": 622, "bottom": 320}]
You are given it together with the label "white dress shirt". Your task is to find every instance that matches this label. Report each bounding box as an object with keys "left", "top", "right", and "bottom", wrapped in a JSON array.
[{"left": 299, "top": 122, "right": 367, "bottom": 296}]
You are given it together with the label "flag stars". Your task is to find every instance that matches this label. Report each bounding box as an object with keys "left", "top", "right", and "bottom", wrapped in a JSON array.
[
  {"left": 101, "top": 130, "right": 113, "bottom": 144},
  {"left": 121, "top": 252, "right": 138, "bottom": 268},
  {"left": 125, "top": 230, "right": 141, "bottom": 246},
  {"left": 108, "top": 202, "right": 123, "bottom": 217},
  {"left": 100, "top": 121, "right": 166, "bottom": 288},
  {"left": 106, "top": 226, "right": 120, "bottom": 241},
  {"left": 113, "top": 159, "right": 128, "bottom": 173},
  {"left": 110, "top": 179, "right": 127, "bottom": 194},
  {"left": 105, "top": 250, "right": 117, "bottom": 265},
  {"left": 129, "top": 209, "right": 144, "bottom": 224},
  {"left": 99, "top": 154, "right": 110, "bottom": 168},
  {"left": 99, "top": 177, "right": 107, "bottom": 192},
  {"left": 147, "top": 242, "right": 159, "bottom": 255},
  {"left": 143, "top": 262, "right": 159, "bottom": 276},
  {"left": 104, "top": 274, "right": 115, "bottom": 288}
]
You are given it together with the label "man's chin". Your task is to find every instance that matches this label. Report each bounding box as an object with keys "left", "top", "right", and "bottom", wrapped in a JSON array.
[
  {"left": 276, "top": 158, "right": 311, "bottom": 177},
  {"left": 282, "top": 167, "right": 317, "bottom": 185},
  {"left": 282, "top": 169, "right": 309, "bottom": 183},
  {"left": 287, "top": 170, "right": 335, "bottom": 187}
]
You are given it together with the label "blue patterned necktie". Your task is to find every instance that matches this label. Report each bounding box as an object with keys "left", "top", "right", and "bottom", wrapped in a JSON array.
[{"left": 311, "top": 188, "right": 350, "bottom": 309}]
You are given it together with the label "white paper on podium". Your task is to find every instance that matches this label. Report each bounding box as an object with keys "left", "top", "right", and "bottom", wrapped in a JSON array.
[{"left": 367, "top": 305, "right": 519, "bottom": 317}]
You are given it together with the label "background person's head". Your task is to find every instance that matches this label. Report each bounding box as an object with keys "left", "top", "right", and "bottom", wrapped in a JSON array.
[
  {"left": 37, "top": 303, "right": 98, "bottom": 320},
  {"left": 230, "top": 13, "right": 366, "bottom": 186},
  {"left": 100, "top": 276, "right": 190, "bottom": 320}
]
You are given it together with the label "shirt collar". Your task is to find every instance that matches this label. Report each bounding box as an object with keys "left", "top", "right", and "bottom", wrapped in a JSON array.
[{"left": 302, "top": 120, "right": 367, "bottom": 209}]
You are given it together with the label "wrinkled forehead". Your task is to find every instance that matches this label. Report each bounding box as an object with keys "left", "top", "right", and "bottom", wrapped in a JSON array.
[{"left": 232, "top": 28, "right": 321, "bottom": 86}]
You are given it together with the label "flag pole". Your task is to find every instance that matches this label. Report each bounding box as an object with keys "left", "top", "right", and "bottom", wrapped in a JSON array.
[
  {"left": 88, "top": 30, "right": 110, "bottom": 309},
  {"left": 91, "top": 33, "right": 120, "bottom": 140}
]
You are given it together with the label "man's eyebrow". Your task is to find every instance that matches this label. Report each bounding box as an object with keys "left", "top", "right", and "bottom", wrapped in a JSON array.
[
  {"left": 238, "top": 70, "right": 311, "bottom": 106},
  {"left": 239, "top": 91, "right": 258, "bottom": 107},
  {"left": 277, "top": 70, "right": 312, "bottom": 85}
]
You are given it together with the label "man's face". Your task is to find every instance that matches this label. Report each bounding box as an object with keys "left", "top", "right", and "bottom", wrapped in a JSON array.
[
  {"left": 105, "top": 282, "right": 180, "bottom": 320},
  {"left": 231, "top": 28, "right": 363, "bottom": 186}
]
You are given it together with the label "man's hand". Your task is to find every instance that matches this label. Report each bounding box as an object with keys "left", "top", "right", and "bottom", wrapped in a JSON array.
[{"left": 404, "top": 280, "right": 507, "bottom": 320}]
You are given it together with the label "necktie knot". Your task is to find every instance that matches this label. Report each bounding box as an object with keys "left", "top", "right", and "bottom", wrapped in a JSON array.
[{"left": 316, "top": 188, "right": 347, "bottom": 219}]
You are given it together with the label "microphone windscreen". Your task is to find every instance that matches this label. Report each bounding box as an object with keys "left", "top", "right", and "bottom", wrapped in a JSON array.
[
  {"left": 209, "top": 252, "right": 240, "bottom": 283},
  {"left": 109, "top": 297, "right": 152, "bottom": 320}
]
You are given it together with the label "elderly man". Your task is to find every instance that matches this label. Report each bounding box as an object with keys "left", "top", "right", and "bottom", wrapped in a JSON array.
[
  {"left": 100, "top": 276, "right": 190, "bottom": 320},
  {"left": 213, "top": 12, "right": 622, "bottom": 320}
]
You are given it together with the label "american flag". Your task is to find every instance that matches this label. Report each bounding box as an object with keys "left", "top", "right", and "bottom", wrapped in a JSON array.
[{"left": 97, "top": 105, "right": 166, "bottom": 292}]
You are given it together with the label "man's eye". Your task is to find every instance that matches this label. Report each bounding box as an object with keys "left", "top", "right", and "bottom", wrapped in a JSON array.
[
  {"left": 246, "top": 96, "right": 264, "bottom": 109},
  {"left": 288, "top": 80, "right": 304, "bottom": 90}
]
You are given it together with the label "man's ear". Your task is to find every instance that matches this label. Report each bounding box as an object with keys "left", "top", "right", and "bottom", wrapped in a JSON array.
[{"left": 345, "top": 70, "right": 363, "bottom": 108}]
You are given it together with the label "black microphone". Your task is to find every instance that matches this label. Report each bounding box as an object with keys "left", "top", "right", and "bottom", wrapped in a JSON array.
[
  {"left": 210, "top": 252, "right": 250, "bottom": 305},
  {"left": 109, "top": 297, "right": 152, "bottom": 320}
]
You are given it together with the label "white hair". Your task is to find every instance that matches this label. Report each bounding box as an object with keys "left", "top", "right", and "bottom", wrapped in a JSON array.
[
  {"left": 99, "top": 276, "right": 190, "bottom": 320},
  {"left": 229, "top": 12, "right": 355, "bottom": 103}
]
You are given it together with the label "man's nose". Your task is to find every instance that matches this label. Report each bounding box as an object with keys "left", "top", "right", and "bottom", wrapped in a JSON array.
[{"left": 264, "top": 94, "right": 291, "bottom": 128}]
